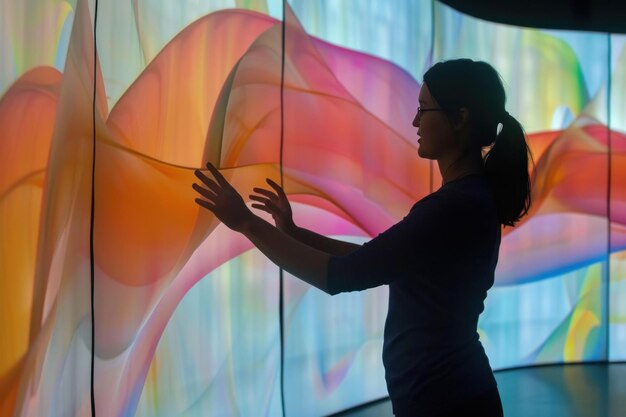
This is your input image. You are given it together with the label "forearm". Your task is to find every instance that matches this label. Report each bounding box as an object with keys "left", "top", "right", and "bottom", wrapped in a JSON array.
[
  {"left": 241, "top": 216, "right": 331, "bottom": 294},
  {"left": 287, "top": 226, "right": 362, "bottom": 256}
]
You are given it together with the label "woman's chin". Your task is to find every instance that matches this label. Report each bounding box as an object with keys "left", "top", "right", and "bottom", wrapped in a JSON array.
[{"left": 417, "top": 146, "right": 431, "bottom": 159}]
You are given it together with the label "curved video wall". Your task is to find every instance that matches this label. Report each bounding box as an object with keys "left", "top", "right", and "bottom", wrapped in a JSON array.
[{"left": 1, "top": 0, "right": 624, "bottom": 416}]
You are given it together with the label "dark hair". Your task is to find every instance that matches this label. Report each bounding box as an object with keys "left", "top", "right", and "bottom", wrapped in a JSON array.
[{"left": 423, "top": 59, "right": 533, "bottom": 227}]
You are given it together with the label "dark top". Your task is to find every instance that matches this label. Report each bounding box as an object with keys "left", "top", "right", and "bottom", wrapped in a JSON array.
[{"left": 327, "top": 173, "right": 501, "bottom": 415}]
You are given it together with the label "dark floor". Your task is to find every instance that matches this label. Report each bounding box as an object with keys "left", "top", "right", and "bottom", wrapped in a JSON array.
[{"left": 327, "top": 362, "right": 626, "bottom": 417}]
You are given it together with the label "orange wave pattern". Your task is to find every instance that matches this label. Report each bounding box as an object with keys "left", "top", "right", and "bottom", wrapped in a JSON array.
[{"left": 0, "top": 1, "right": 624, "bottom": 416}]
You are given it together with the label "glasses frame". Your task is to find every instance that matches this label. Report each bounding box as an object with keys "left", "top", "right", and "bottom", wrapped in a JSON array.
[{"left": 417, "top": 106, "right": 447, "bottom": 119}]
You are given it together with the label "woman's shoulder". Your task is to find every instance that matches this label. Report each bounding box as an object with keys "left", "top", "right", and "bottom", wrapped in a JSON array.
[
  {"left": 441, "top": 174, "right": 494, "bottom": 203},
  {"left": 409, "top": 174, "right": 497, "bottom": 221},
  {"left": 411, "top": 174, "right": 488, "bottom": 204}
]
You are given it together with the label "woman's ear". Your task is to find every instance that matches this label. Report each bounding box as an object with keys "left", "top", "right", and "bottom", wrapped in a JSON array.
[{"left": 453, "top": 107, "right": 470, "bottom": 130}]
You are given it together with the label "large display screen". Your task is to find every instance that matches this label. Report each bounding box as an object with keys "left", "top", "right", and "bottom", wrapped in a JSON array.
[{"left": 1, "top": 1, "right": 624, "bottom": 416}]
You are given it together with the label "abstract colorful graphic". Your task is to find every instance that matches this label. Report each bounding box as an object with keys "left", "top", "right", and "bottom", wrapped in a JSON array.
[{"left": 1, "top": 1, "right": 624, "bottom": 416}]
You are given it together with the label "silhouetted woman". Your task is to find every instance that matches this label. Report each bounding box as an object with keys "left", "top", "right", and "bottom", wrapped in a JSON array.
[{"left": 193, "top": 59, "right": 532, "bottom": 417}]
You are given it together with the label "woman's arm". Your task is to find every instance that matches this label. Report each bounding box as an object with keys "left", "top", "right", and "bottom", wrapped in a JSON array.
[
  {"left": 285, "top": 225, "right": 361, "bottom": 256},
  {"left": 250, "top": 178, "right": 361, "bottom": 256},
  {"left": 193, "top": 163, "right": 332, "bottom": 294},
  {"left": 241, "top": 216, "right": 331, "bottom": 293}
]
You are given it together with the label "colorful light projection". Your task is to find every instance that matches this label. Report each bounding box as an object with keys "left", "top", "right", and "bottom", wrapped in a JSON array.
[{"left": 0, "top": 0, "right": 624, "bottom": 416}]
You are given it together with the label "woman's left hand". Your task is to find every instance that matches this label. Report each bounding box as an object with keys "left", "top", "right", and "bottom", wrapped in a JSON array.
[{"left": 193, "top": 162, "right": 253, "bottom": 232}]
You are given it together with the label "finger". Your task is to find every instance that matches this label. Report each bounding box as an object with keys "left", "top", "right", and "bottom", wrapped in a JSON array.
[
  {"left": 195, "top": 198, "right": 217, "bottom": 212},
  {"left": 249, "top": 194, "right": 271, "bottom": 204},
  {"left": 192, "top": 183, "right": 218, "bottom": 201},
  {"left": 249, "top": 195, "right": 280, "bottom": 213},
  {"left": 251, "top": 204, "right": 272, "bottom": 214},
  {"left": 266, "top": 178, "right": 287, "bottom": 198},
  {"left": 252, "top": 188, "right": 278, "bottom": 199},
  {"left": 194, "top": 169, "right": 221, "bottom": 194},
  {"left": 205, "top": 162, "right": 230, "bottom": 187},
  {"left": 263, "top": 199, "right": 280, "bottom": 213}
]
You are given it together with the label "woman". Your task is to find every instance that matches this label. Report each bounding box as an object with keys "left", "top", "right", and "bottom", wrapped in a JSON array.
[{"left": 193, "top": 59, "right": 532, "bottom": 417}]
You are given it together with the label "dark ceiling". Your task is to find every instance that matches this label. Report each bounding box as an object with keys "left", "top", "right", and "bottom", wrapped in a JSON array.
[{"left": 439, "top": 0, "right": 626, "bottom": 34}]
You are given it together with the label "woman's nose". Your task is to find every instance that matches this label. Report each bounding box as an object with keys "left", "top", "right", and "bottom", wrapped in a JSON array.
[{"left": 412, "top": 113, "right": 420, "bottom": 127}]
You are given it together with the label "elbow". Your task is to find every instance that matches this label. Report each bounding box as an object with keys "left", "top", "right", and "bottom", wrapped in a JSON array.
[
  {"left": 325, "top": 286, "right": 339, "bottom": 296},
  {"left": 324, "top": 278, "right": 347, "bottom": 296},
  {"left": 324, "top": 275, "right": 339, "bottom": 296}
]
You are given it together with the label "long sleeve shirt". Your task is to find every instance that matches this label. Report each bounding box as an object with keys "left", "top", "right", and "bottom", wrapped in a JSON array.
[{"left": 327, "top": 173, "right": 501, "bottom": 415}]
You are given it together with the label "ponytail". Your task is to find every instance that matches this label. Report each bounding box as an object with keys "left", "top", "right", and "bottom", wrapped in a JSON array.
[{"left": 484, "top": 113, "right": 533, "bottom": 227}]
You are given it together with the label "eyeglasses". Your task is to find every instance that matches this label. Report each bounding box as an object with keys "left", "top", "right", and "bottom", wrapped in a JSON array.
[{"left": 417, "top": 107, "right": 446, "bottom": 118}]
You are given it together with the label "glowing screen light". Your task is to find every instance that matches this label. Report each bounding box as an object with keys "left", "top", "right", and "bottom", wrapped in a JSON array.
[{"left": 0, "top": 0, "right": 624, "bottom": 416}]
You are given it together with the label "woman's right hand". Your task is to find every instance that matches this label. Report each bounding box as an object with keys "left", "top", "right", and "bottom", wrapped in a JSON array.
[{"left": 250, "top": 178, "right": 296, "bottom": 233}]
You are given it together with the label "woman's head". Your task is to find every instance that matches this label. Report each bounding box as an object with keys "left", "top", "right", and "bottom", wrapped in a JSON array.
[
  {"left": 423, "top": 59, "right": 507, "bottom": 149},
  {"left": 419, "top": 59, "right": 533, "bottom": 227}
]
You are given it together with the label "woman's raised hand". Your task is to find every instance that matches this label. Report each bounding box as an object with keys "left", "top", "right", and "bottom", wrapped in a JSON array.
[
  {"left": 193, "top": 162, "right": 253, "bottom": 232},
  {"left": 249, "top": 178, "right": 296, "bottom": 233}
]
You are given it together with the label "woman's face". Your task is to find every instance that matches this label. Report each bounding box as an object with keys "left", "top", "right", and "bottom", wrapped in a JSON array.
[{"left": 412, "top": 84, "right": 459, "bottom": 161}]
